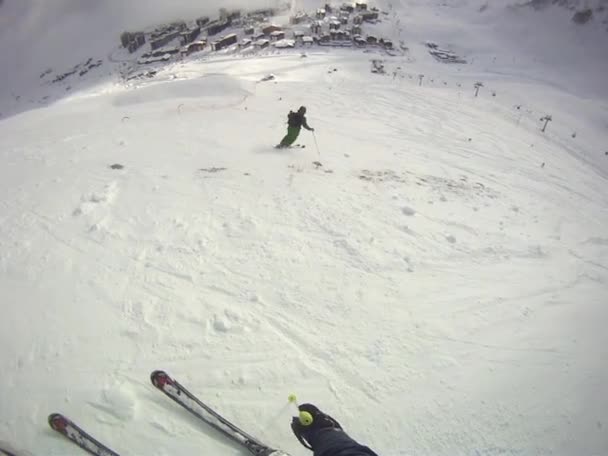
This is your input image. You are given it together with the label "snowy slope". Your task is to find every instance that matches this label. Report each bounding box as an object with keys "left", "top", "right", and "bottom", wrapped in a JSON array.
[
  {"left": 1, "top": 1, "right": 608, "bottom": 456},
  {"left": 0, "top": 0, "right": 282, "bottom": 119}
]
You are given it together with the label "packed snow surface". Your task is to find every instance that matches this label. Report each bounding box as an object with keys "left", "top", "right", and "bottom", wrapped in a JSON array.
[{"left": 1, "top": 0, "right": 607, "bottom": 455}]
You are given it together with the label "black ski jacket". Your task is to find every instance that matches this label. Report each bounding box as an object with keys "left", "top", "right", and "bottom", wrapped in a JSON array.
[{"left": 288, "top": 111, "right": 313, "bottom": 130}]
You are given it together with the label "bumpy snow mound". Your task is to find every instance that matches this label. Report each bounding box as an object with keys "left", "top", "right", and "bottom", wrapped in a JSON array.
[{"left": 113, "top": 74, "right": 252, "bottom": 107}]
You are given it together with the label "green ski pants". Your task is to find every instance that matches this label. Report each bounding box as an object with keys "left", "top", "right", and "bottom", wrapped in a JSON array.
[{"left": 280, "top": 126, "right": 301, "bottom": 147}]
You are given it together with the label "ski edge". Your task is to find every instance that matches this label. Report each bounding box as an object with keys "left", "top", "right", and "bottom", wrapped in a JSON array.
[
  {"left": 150, "top": 370, "right": 276, "bottom": 456},
  {"left": 48, "top": 413, "right": 120, "bottom": 456}
]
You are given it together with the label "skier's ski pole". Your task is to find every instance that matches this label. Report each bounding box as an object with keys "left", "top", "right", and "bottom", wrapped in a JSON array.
[{"left": 312, "top": 131, "right": 321, "bottom": 161}]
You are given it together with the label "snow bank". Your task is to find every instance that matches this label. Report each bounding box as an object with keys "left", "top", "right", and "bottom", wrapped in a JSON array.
[{"left": 113, "top": 75, "right": 252, "bottom": 106}]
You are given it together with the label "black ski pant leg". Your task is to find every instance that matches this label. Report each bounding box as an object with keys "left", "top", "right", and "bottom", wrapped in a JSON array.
[{"left": 309, "top": 429, "right": 379, "bottom": 456}]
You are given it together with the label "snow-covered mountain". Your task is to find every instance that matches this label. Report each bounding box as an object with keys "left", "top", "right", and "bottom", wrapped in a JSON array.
[
  {"left": 1, "top": 1, "right": 607, "bottom": 455},
  {"left": 1, "top": 0, "right": 607, "bottom": 118}
]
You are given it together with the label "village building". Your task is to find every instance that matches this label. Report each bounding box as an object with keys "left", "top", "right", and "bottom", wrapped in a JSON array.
[
  {"left": 120, "top": 31, "right": 132, "bottom": 48},
  {"left": 180, "top": 27, "right": 201, "bottom": 45},
  {"left": 183, "top": 40, "right": 206, "bottom": 56},
  {"left": 336, "top": 30, "right": 349, "bottom": 40},
  {"left": 353, "top": 35, "right": 366, "bottom": 46},
  {"left": 274, "top": 39, "right": 296, "bottom": 48},
  {"left": 150, "top": 31, "right": 180, "bottom": 50},
  {"left": 211, "top": 33, "right": 237, "bottom": 51},
  {"left": 206, "top": 20, "right": 230, "bottom": 36},
  {"left": 270, "top": 30, "right": 286, "bottom": 40},
  {"left": 157, "top": 47, "right": 179, "bottom": 56},
  {"left": 302, "top": 36, "right": 314, "bottom": 46},
  {"left": 124, "top": 2, "right": 400, "bottom": 70},
  {"left": 128, "top": 33, "right": 145, "bottom": 53},
  {"left": 262, "top": 24, "right": 282, "bottom": 35},
  {"left": 138, "top": 54, "right": 171, "bottom": 65},
  {"left": 121, "top": 31, "right": 145, "bottom": 53},
  {"left": 361, "top": 11, "right": 379, "bottom": 21}
]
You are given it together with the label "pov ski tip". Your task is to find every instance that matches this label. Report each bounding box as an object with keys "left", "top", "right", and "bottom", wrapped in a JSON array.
[
  {"left": 151, "top": 370, "right": 172, "bottom": 388},
  {"left": 48, "top": 413, "right": 68, "bottom": 432}
]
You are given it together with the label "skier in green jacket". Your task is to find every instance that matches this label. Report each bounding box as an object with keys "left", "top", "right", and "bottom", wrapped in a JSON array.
[{"left": 276, "top": 106, "right": 314, "bottom": 148}]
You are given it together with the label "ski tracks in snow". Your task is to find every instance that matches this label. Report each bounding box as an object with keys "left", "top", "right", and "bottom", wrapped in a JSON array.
[{"left": 1, "top": 50, "right": 607, "bottom": 455}]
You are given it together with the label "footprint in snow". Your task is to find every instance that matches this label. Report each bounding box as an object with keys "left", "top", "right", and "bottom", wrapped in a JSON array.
[{"left": 401, "top": 206, "right": 416, "bottom": 216}]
